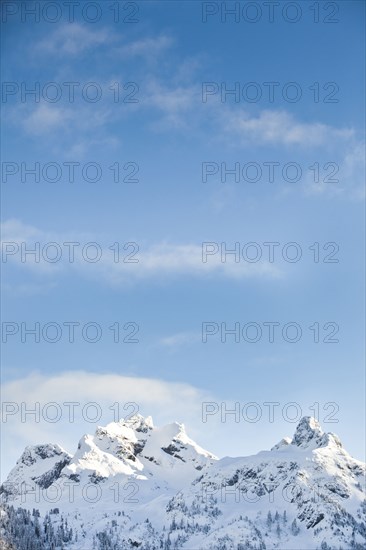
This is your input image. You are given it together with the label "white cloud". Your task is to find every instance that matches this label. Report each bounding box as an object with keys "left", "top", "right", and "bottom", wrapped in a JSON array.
[
  {"left": 276, "top": 140, "right": 366, "bottom": 200},
  {"left": 20, "top": 101, "right": 113, "bottom": 137},
  {"left": 36, "top": 24, "right": 112, "bottom": 56},
  {"left": 213, "top": 109, "right": 365, "bottom": 200},
  {"left": 22, "top": 103, "right": 71, "bottom": 135},
  {"left": 341, "top": 141, "right": 366, "bottom": 200},
  {"left": 220, "top": 109, "right": 354, "bottom": 147},
  {"left": 64, "top": 135, "right": 121, "bottom": 158},
  {"left": 1, "top": 220, "right": 281, "bottom": 285},
  {"left": 1, "top": 219, "right": 64, "bottom": 275},
  {"left": 1, "top": 219, "right": 42, "bottom": 241},
  {"left": 36, "top": 25, "right": 171, "bottom": 60},
  {"left": 159, "top": 332, "right": 201, "bottom": 348},
  {"left": 145, "top": 79, "right": 198, "bottom": 129},
  {"left": 116, "top": 35, "right": 173, "bottom": 59}
]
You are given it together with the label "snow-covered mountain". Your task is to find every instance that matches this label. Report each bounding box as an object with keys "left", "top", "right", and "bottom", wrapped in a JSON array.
[{"left": 1, "top": 415, "right": 365, "bottom": 549}]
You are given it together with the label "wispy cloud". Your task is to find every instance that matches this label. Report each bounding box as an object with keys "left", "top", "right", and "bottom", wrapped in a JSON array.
[
  {"left": 22, "top": 103, "right": 71, "bottom": 135},
  {"left": 144, "top": 79, "right": 199, "bottom": 129},
  {"left": 212, "top": 108, "right": 364, "bottom": 199},
  {"left": 35, "top": 25, "right": 172, "bottom": 61},
  {"left": 1, "top": 220, "right": 281, "bottom": 286},
  {"left": 278, "top": 140, "right": 366, "bottom": 200},
  {"left": 340, "top": 141, "right": 366, "bottom": 200},
  {"left": 219, "top": 108, "right": 354, "bottom": 147},
  {"left": 35, "top": 23, "right": 113, "bottom": 56},
  {"left": 7, "top": 99, "right": 123, "bottom": 157},
  {"left": 159, "top": 332, "right": 201, "bottom": 348},
  {"left": 115, "top": 35, "right": 173, "bottom": 59},
  {"left": 20, "top": 101, "right": 113, "bottom": 137}
]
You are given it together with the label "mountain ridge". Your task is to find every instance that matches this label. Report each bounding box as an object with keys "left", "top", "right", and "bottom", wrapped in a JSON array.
[{"left": 1, "top": 415, "right": 365, "bottom": 549}]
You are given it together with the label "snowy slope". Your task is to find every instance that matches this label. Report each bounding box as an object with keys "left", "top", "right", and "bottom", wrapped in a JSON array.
[{"left": 1, "top": 415, "right": 365, "bottom": 549}]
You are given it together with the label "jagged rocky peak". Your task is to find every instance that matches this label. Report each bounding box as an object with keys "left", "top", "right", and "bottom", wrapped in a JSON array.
[
  {"left": 95, "top": 414, "right": 154, "bottom": 439},
  {"left": 93, "top": 414, "right": 155, "bottom": 460},
  {"left": 18, "top": 443, "right": 68, "bottom": 466},
  {"left": 2, "top": 443, "right": 71, "bottom": 495},
  {"left": 292, "top": 416, "right": 325, "bottom": 448},
  {"left": 272, "top": 416, "right": 344, "bottom": 451},
  {"left": 126, "top": 413, "right": 154, "bottom": 432},
  {"left": 63, "top": 414, "right": 216, "bottom": 480}
]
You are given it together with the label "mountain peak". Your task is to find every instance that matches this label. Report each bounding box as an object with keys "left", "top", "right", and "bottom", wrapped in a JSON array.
[
  {"left": 290, "top": 415, "right": 343, "bottom": 450},
  {"left": 292, "top": 416, "right": 323, "bottom": 447},
  {"left": 271, "top": 417, "right": 343, "bottom": 451},
  {"left": 94, "top": 414, "right": 154, "bottom": 441},
  {"left": 123, "top": 413, "right": 154, "bottom": 432},
  {"left": 19, "top": 443, "right": 68, "bottom": 465}
]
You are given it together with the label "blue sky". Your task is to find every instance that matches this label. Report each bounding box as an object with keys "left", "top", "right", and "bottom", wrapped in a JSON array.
[{"left": 1, "top": 0, "right": 365, "bottom": 477}]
